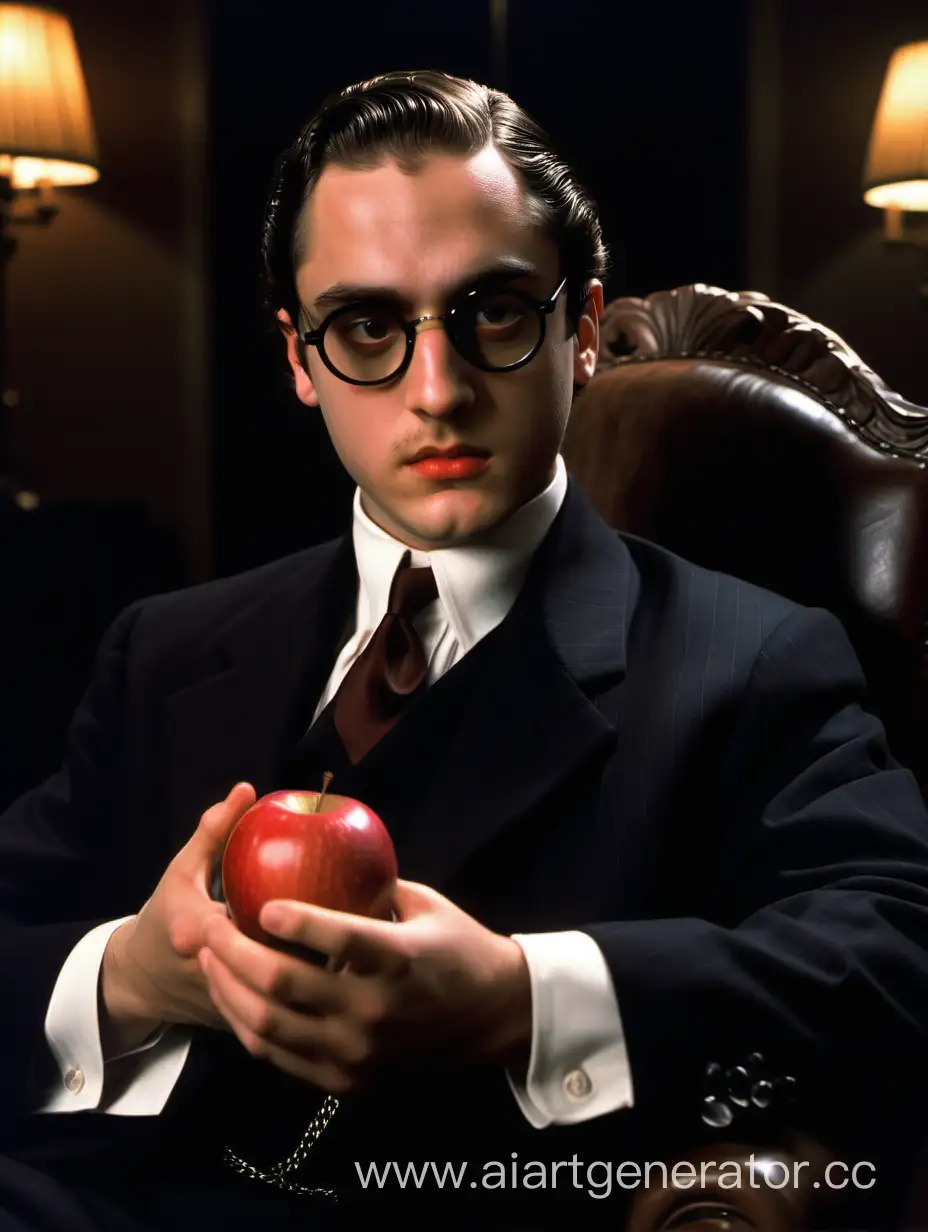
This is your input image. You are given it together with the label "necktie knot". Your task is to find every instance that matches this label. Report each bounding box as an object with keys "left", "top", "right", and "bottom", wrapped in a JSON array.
[
  {"left": 388, "top": 552, "right": 439, "bottom": 620},
  {"left": 332, "top": 552, "right": 438, "bottom": 763}
]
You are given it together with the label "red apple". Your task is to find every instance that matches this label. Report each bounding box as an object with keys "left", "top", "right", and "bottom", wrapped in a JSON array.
[{"left": 221, "top": 777, "right": 397, "bottom": 949}]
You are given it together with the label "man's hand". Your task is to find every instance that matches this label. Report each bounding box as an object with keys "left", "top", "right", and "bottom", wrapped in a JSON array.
[
  {"left": 197, "top": 880, "right": 532, "bottom": 1093},
  {"left": 99, "top": 782, "right": 257, "bottom": 1057}
]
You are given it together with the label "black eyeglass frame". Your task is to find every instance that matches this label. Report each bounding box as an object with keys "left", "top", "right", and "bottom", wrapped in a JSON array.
[{"left": 299, "top": 275, "right": 569, "bottom": 387}]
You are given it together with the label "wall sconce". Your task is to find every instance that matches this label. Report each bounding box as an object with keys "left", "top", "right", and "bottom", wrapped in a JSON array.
[
  {"left": 0, "top": 3, "right": 99, "bottom": 508},
  {"left": 863, "top": 40, "right": 928, "bottom": 249}
]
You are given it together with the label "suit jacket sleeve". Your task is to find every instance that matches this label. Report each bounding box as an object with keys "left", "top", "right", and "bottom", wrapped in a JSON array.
[
  {"left": 584, "top": 605, "right": 928, "bottom": 1132},
  {"left": 0, "top": 599, "right": 162, "bottom": 1120}
]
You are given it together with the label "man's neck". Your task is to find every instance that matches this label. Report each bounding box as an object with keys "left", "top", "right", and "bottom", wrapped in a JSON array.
[{"left": 357, "top": 465, "right": 561, "bottom": 553}]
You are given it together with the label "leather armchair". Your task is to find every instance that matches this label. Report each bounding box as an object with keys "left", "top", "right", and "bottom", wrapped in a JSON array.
[
  {"left": 563, "top": 283, "right": 928, "bottom": 797},
  {"left": 562, "top": 285, "right": 928, "bottom": 1229}
]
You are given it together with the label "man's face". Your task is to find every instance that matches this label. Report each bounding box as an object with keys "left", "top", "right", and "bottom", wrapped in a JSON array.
[{"left": 279, "top": 146, "right": 602, "bottom": 549}]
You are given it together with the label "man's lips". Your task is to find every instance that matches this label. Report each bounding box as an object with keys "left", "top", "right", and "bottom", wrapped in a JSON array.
[
  {"left": 406, "top": 445, "right": 491, "bottom": 463},
  {"left": 408, "top": 452, "right": 491, "bottom": 479}
]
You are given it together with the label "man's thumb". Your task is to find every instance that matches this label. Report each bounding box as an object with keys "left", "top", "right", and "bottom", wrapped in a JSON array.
[{"left": 192, "top": 782, "right": 256, "bottom": 860}]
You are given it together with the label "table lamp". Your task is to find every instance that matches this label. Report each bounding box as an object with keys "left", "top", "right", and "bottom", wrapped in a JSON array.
[
  {"left": 863, "top": 40, "right": 928, "bottom": 250},
  {"left": 0, "top": 3, "right": 99, "bottom": 509}
]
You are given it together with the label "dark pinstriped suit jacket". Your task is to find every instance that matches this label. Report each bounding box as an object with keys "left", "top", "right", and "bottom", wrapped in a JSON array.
[{"left": 3, "top": 475, "right": 928, "bottom": 1218}]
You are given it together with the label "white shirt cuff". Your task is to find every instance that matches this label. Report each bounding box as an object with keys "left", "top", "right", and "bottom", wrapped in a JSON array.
[
  {"left": 38, "top": 916, "right": 193, "bottom": 1115},
  {"left": 506, "top": 930, "right": 635, "bottom": 1128}
]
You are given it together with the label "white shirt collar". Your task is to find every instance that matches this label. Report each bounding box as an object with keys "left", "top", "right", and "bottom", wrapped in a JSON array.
[{"left": 351, "top": 453, "right": 568, "bottom": 652}]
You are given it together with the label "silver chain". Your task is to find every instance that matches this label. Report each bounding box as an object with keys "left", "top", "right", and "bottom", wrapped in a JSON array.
[{"left": 223, "top": 1094, "right": 341, "bottom": 1198}]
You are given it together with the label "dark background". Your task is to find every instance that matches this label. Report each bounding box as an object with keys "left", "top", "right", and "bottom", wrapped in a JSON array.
[{"left": 2, "top": 0, "right": 926, "bottom": 807}]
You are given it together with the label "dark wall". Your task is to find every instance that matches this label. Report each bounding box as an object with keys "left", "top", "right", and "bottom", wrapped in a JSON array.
[
  {"left": 0, "top": 0, "right": 207, "bottom": 809},
  {"left": 506, "top": 0, "right": 749, "bottom": 298},
  {"left": 6, "top": 0, "right": 210, "bottom": 578},
  {"left": 208, "top": 0, "right": 749, "bottom": 575},
  {"left": 758, "top": 0, "right": 928, "bottom": 405}
]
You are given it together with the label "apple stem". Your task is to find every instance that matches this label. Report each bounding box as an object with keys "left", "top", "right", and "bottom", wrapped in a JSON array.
[{"left": 313, "top": 771, "right": 334, "bottom": 814}]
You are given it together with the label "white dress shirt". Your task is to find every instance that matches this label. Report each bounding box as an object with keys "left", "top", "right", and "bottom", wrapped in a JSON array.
[{"left": 39, "top": 453, "right": 634, "bottom": 1127}]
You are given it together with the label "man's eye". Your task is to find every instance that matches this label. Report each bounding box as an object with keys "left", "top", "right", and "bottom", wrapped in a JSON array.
[
  {"left": 341, "top": 314, "right": 398, "bottom": 344},
  {"left": 473, "top": 295, "right": 525, "bottom": 328}
]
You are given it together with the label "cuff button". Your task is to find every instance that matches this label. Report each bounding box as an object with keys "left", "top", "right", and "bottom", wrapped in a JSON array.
[
  {"left": 701, "top": 1096, "right": 734, "bottom": 1128},
  {"left": 64, "top": 1067, "right": 85, "bottom": 1094},
  {"left": 563, "top": 1068, "right": 592, "bottom": 1100}
]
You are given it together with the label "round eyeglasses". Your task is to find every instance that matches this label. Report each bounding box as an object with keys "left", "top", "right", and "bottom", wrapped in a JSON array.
[{"left": 299, "top": 276, "right": 568, "bottom": 387}]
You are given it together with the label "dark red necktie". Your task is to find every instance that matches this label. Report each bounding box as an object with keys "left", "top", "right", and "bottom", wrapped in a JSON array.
[{"left": 333, "top": 551, "right": 439, "bottom": 762}]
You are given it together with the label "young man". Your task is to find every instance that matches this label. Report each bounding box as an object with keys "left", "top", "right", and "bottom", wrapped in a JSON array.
[{"left": 2, "top": 69, "right": 928, "bottom": 1231}]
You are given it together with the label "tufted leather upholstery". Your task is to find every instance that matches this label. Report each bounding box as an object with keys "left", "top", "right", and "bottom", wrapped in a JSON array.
[{"left": 563, "top": 284, "right": 928, "bottom": 796}]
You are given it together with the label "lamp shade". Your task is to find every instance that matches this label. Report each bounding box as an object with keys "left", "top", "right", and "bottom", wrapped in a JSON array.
[
  {"left": 863, "top": 40, "right": 928, "bottom": 212},
  {"left": 0, "top": 3, "right": 98, "bottom": 188}
]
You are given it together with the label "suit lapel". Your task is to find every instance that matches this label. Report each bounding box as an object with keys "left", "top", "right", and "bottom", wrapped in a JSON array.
[
  {"left": 398, "top": 479, "right": 638, "bottom": 887},
  {"left": 161, "top": 534, "right": 357, "bottom": 849}
]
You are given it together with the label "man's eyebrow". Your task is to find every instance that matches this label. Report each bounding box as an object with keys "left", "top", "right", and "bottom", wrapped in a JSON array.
[{"left": 311, "top": 258, "right": 542, "bottom": 312}]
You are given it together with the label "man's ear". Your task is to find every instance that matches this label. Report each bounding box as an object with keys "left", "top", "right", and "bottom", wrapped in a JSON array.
[
  {"left": 572, "top": 279, "right": 604, "bottom": 391},
  {"left": 277, "top": 308, "right": 320, "bottom": 407}
]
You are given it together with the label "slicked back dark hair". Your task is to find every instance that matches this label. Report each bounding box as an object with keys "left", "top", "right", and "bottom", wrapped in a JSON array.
[{"left": 260, "top": 69, "right": 610, "bottom": 339}]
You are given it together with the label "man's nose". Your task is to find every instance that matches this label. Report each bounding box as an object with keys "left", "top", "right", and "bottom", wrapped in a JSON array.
[{"left": 402, "top": 318, "right": 474, "bottom": 419}]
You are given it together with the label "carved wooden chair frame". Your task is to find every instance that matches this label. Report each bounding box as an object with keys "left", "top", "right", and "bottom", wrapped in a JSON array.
[{"left": 593, "top": 282, "right": 928, "bottom": 464}]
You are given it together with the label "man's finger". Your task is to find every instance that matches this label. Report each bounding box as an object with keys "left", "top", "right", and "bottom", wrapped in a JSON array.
[
  {"left": 259, "top": 900, "right": 402, "bottom": 973},
  {"left": 200, "top": 949, "right": 368, "bottom": 1078},
  {"left": 204, "top": 914, "right": 346, "bottom": 1012},
  {"left": 391, "top": 879, "right": 445, "bottom": 920},
  {"left": 180, "top": 782, "right": 256, "bottom": 881}
]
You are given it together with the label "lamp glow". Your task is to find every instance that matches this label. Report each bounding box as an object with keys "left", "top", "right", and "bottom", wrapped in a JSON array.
[
  {"left": 0, "top": 4, "right": 99, "bottom": 188},
  {"left": 863, "top": 41, "right": 928, "bottom": 215}
]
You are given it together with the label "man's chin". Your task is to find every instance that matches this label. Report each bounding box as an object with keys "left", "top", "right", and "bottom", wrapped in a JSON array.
[
  {"left": 385, "top": 495, "right": 508, "bottom": 549},
  {"left": 398, "top": 519, "right": 493, "bottom": 550}
]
